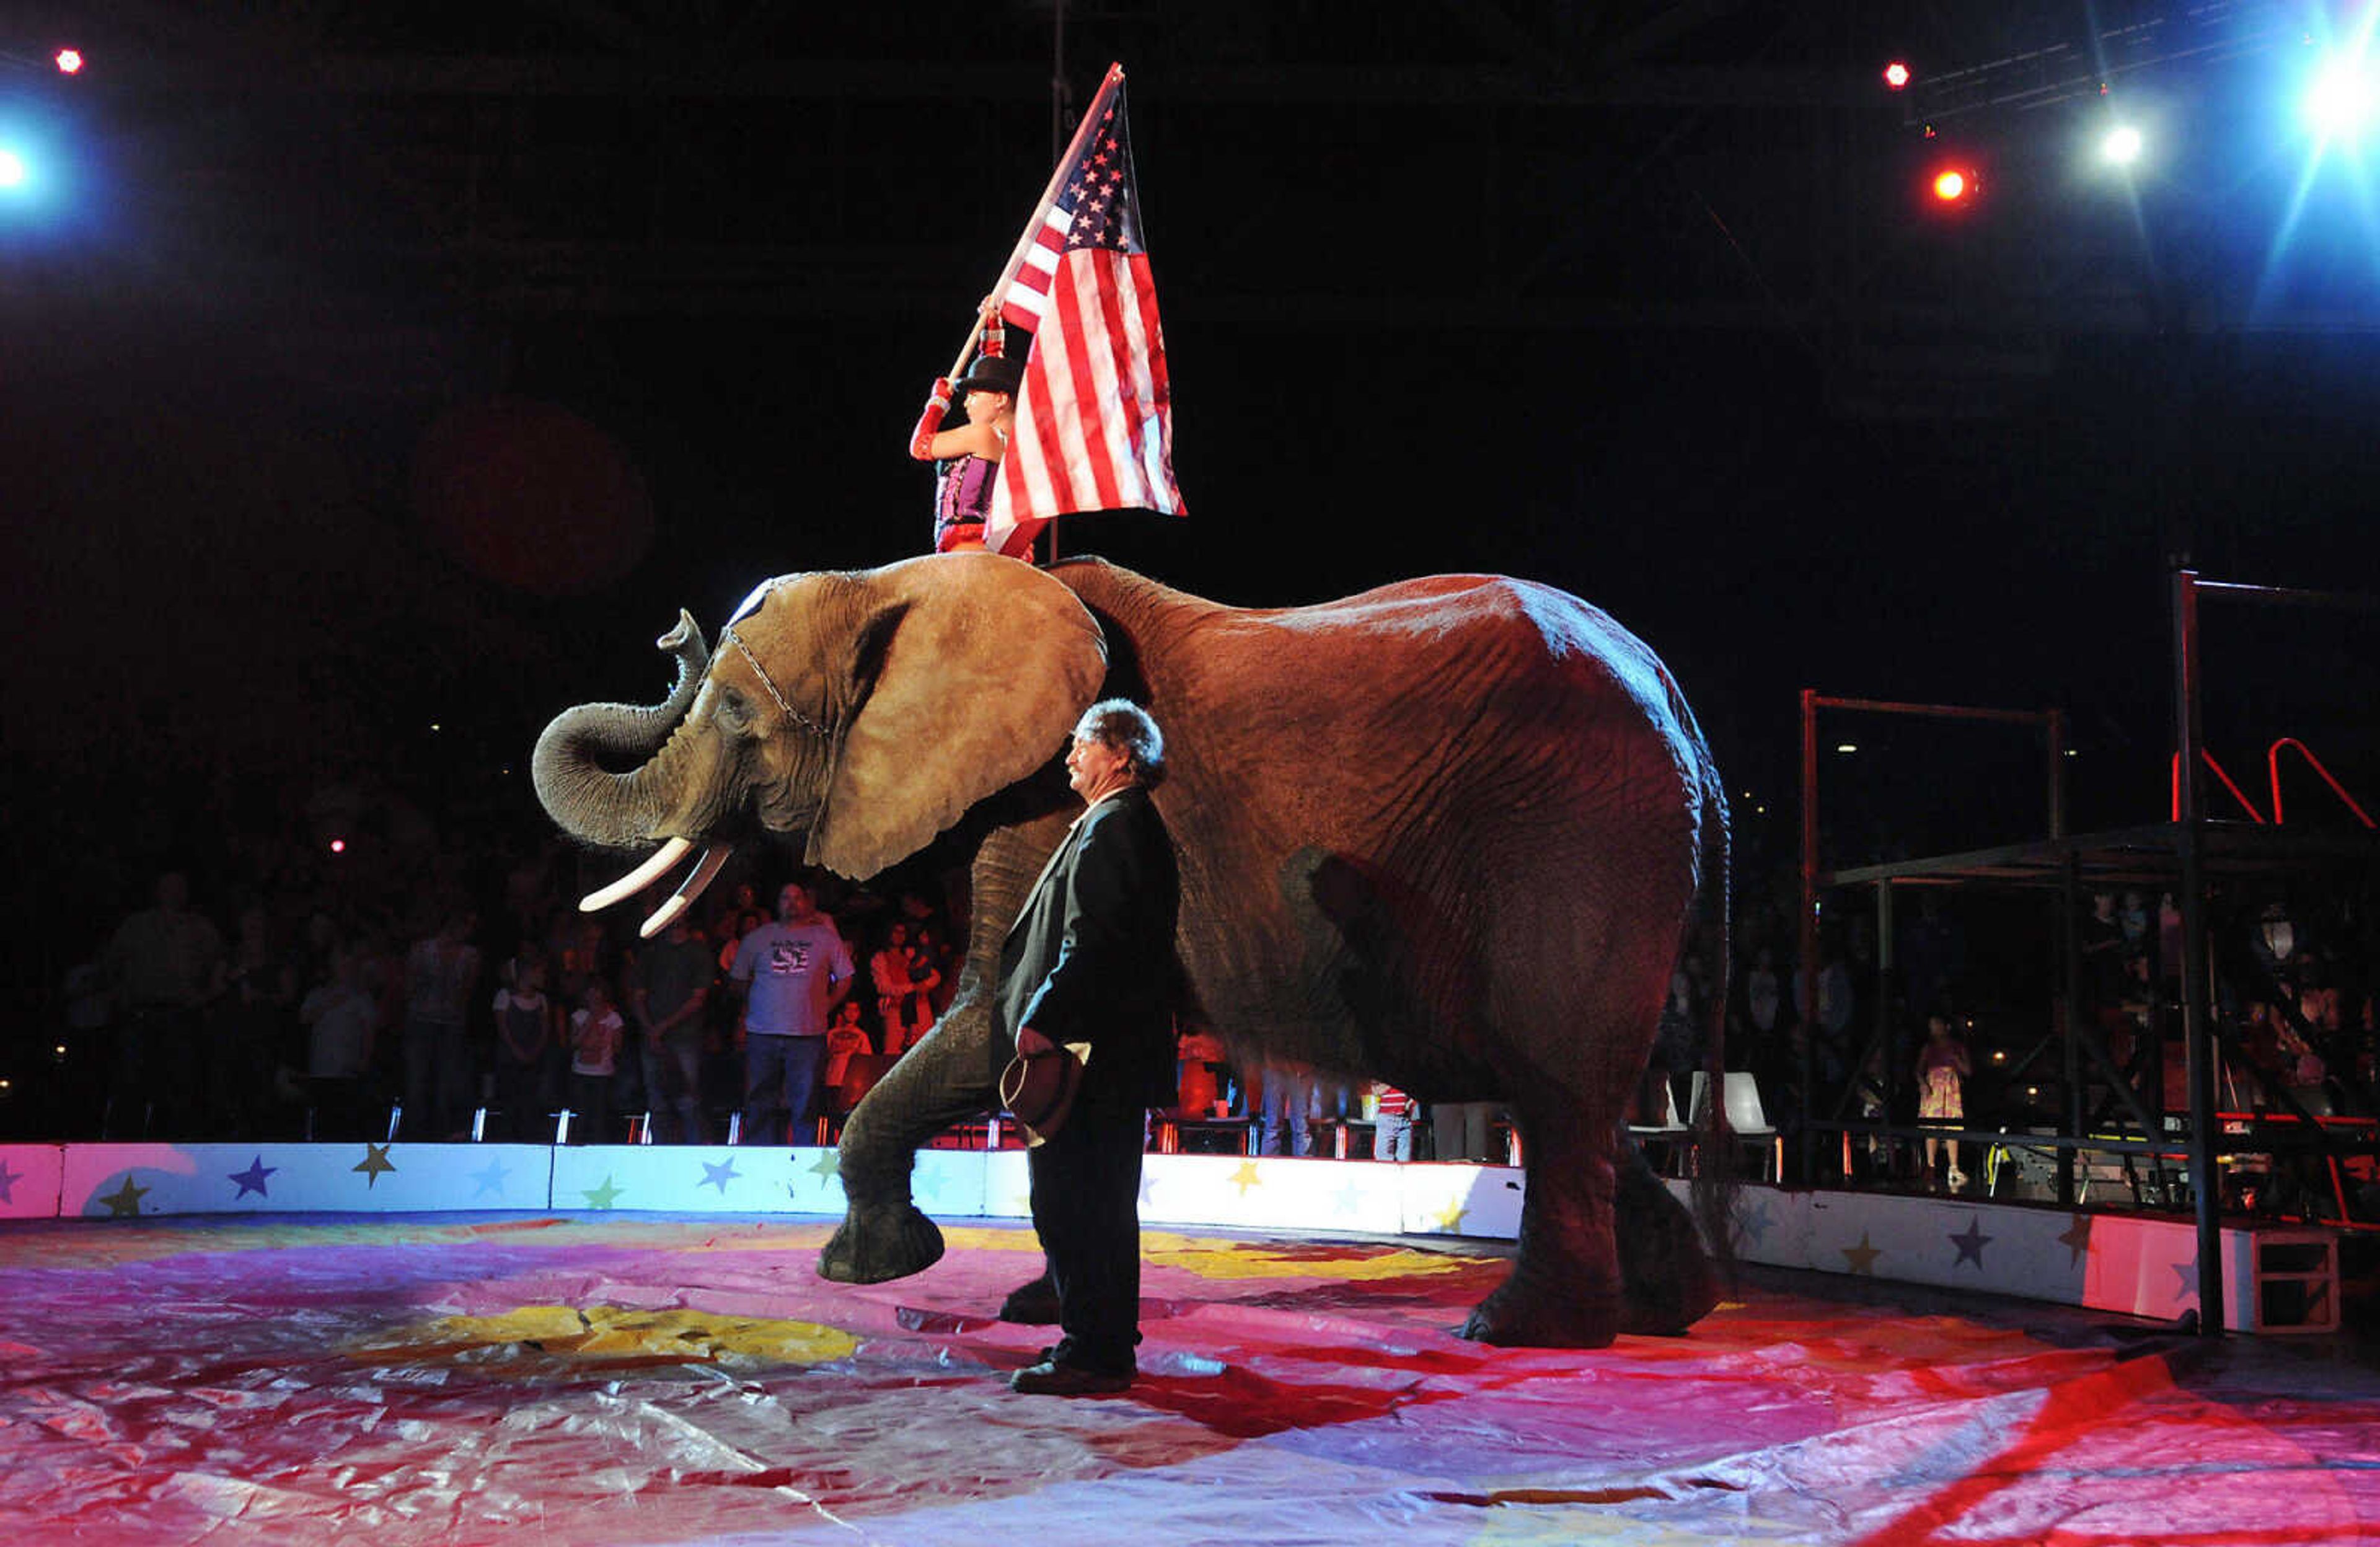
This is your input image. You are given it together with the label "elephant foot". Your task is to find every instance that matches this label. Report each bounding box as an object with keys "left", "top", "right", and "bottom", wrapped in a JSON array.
[
  {"left": 1458, "top": 1277, "right": 1621, "bottom": 1349},
  {"left": 997, "top": 1272, "right": 1061, "bottom": 1325},
  {"left": 1620, "top": 1254, "right": 1721, "bottom": 1337},
  {"left": 818, "top": 1202, "right": 946, "bottom": 1285}
]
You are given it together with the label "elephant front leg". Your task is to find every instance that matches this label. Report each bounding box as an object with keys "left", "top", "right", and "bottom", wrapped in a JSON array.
[
  {"left": 1460, "top": 1112, "right": 1624, "bottom": 1348},
  {"left": 817, "top": 1002, "right": 998, "bottom": 1285}
]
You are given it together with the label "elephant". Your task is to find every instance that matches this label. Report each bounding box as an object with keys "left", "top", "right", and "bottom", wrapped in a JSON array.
[{"left": 533, "top": 552, "right": 1730, "bottom": 1348}]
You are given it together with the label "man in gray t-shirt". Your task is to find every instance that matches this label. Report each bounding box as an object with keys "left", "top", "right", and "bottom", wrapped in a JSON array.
[{"left": 730, "top": 882, "right": 853, "bottom": 1142}]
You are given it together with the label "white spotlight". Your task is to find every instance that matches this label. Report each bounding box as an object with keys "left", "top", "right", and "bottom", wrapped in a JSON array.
[
  {"left": 0, "top": 149, "right": 25, "bottom": 189},
  {"left": 2306, "top": 60, "right": 2380, "bottom": 141},
  {"left": 2101, "top": 124, "right": 2144, "bottom": 165}
]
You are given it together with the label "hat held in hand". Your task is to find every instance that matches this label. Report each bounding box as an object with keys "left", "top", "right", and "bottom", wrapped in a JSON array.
[{"left": 999, "top": 1044, "right": 1083, "bottom": 1145}]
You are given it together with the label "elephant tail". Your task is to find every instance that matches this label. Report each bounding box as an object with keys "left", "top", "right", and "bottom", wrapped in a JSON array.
[{"left": 1685, "top": 715, "right": 1739, "bottom": 1289}]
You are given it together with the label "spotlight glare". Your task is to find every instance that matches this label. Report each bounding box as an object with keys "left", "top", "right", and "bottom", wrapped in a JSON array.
[
  {"left": 1883, "top": 60, "right": 1911, "bottom": 91},
  {"left": 329, "top": 837, "right": 348, "bottom": 855},
  {"left": 1931, "top": 167, "right": 1970, "bottom": 203},
  {"left": 2306, "top": 59, "right": 2379, "bottom": 140},
  {"left": 0, "top": 149, "right": 25, "bottom": 190},
  {"left": 2102, "top": 124, "right": 2144, "bottom": 165},
  {"left": 54, "top": 47, "right": 83, "bottom": 75}
]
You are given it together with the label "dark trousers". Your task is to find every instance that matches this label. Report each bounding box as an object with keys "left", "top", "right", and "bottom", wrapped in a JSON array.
[
  {"left": 1026, "top": 1072, "right": 1147, "bottom": 1373},
  {"left": 742, "top": 1034, "right": 826, "bottom": 1144}
]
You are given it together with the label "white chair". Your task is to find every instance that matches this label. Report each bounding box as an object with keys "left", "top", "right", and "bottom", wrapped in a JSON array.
[
  {"left": 1628, "top": 1077, "right": 1688, "bottom": 1174},
  {"left": 1686, "top": 1071, "right": 1781, "bottom": 1181}
]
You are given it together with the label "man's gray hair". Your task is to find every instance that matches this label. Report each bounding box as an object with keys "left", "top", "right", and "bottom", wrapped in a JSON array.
[{"left": 1076, "top": 698, "right": 1167, "bottom": 790}]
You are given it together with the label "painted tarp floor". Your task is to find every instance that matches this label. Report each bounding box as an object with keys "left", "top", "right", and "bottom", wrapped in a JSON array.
[{"left": 2, "top": 1213, "right": 2376, "bottom": 1546}]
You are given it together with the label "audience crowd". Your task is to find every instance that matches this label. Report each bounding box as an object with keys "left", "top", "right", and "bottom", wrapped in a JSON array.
[{"left": 34, "top": 798, "right": 2380, "bottom": 1196}]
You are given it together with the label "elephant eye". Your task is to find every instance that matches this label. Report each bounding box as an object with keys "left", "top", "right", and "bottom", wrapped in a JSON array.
[{"left": 717, "top": 690, "right": 754, "bottom": 731}]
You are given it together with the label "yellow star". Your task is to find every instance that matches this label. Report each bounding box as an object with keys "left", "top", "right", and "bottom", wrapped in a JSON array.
[
  {"left": 1228, "top": 1161, "right": 1263, "bottom": 1197},
  {"left": 1430, "top": 1199, "right": 1470, "bottom": 1233},
  {"left": 353, "top": 1143, "right": 397, "bottom": 1188},
  {"left": 808, "top": 1150, "right": 840, "bottom": 1181},
  {"left": 581, "top": 1175, "right": 624, "bottom": 1209},
  {"left": 98, "top": 1175, "right": 149, "bottom": 1218},
  {"left": 1841, "top": 1230, "right": 1884, "bottom": 1276}
]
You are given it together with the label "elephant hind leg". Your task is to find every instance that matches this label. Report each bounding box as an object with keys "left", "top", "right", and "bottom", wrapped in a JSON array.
[
  {"left": 1460, "top": 1114, "right": 1623, "bottom": 1348},
  {"left": 1614, "top": 1130, "right": 1721, "bottom": 1336}
]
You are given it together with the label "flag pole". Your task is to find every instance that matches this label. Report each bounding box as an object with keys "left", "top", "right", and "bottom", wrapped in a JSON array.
[{"left": 943, "top": 61, "right": 1124, "bottom": 390}]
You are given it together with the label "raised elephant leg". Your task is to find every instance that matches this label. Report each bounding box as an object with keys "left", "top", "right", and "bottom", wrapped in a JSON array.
[
  {"left": 1461, "top": 1100, "right": 1625, "bottom": 1347},
  {"left": 1613, "top": 1129, "right": 1721, "bottom": 1335},
  {"left": 816, "top": 992, "right": 1001, "bottom": 1284}
]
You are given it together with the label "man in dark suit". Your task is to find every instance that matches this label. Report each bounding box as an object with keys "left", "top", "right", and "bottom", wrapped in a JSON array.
[{"left": 998, "top": 698, "right": 1180, "bottom": 1396}]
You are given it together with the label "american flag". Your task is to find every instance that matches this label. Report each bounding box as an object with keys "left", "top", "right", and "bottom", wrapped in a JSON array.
[{"left": 984, "top": 66, "right": 1184, "bottom": 560}]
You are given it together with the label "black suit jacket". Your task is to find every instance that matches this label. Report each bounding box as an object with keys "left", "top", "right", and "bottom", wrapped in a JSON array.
[{"left": 995, "top": 785, "right": 1180, "bottom": 1108}]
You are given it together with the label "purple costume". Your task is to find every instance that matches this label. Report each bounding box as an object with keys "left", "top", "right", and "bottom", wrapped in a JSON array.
[{"left": 935, "top": 454, "right": 996, "bottom": 552}]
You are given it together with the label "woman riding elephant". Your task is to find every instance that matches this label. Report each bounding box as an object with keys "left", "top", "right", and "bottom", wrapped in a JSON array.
[{"left": 533, "top": 552, "right": 1730, "bottom": 1348}]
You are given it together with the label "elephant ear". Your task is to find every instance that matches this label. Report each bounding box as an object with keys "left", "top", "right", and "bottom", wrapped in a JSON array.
[{"left": 807, "top": 553, "right": 1106, "bottom": 878}]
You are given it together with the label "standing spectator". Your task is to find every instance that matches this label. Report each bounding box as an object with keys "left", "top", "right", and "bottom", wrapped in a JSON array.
[
  {"left": 823, "top": 999, "right": 875, "bottom": 1097},
  {"left": 1253, "top": 1057, "right": 1318, "bottom": 1157},
  {"left": 102, "top": 870, "right": 226, "bottom": 1137},
  {"left": 400, "top": 908, "right": 481, "bottom": 1140},
  {"left": 1916, "top": 1013, "right": 1973, "bottom": 1191},
  {"left": 871, "top": 920, "right": 940, "bottom": 1056},
  {"left": 628, "top": 915, "right": 714, "bottom": 1143},
  {"left": 491, "top": 954, "right": 558, "bottom": 1140},
  {"left": 730, "top": 881, "right": 855, "bottom": 1144},
  {"left": 221, "top": 902, "right": 298, "bottom": 1138},
  {"left": 299, "top": 946, "right": 379, "bottom": 1140},
  {"left": 568, "top": 979, "right": 625, "bottom": 1144},
  {"left": 1368, "top": 1080, "right": 1415, "bottom": 1161},
  {"left": 1432, "top": 1099, "right": 1502, "bottom": 1163}
]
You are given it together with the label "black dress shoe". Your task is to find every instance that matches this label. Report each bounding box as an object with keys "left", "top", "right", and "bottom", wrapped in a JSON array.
[
  {"left": 1008, "top": 1359, "right": 1134, "bottom": 1396},
  {"left": 998, "top": 1274, "right": 1062, "bottom": 1324}
]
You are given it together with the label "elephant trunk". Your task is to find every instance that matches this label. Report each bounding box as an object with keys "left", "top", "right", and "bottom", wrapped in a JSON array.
[{"left": 531, "top": 609, "right": 710, "bottom": 850}]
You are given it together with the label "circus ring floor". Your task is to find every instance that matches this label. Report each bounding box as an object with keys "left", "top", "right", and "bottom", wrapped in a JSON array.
[{"left": 7, "top": 1199, "right": 2380, "bottom": 1545}]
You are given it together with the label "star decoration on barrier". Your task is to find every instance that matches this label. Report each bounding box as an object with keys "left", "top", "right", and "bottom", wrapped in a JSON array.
[
  {"left": 700, "top": 1157, "right": 742, "bottom": 1194},
  {"left": 1138, "top": 1172, "right": 1160, "bottom": 1207},
  {"left": 99, "top": 1175, "right": 149, "bottom": 1218},
  {"left": 2172, "top": 1251, "right": 2202, "bottom": 1302},
  {"left": 1841, "top": 1231, "right": 1884, "bottom": 1276},
  {"left": 1431, "top": 1199, "right": 1470, "bottom": 1233},
  {"left": 0, "top": 1157, "right": 20, "bottom": 1204},
  {"left": 2058, "top": 1213, "right": 2092, "bottom": 1268},
  {"left": 1331, "top": 1180, "right": 1365, "bottom": 1217},
  {"left": 581, "top": 1175, "right": 624, "bottom": 1210},
  {"left": 808, "top": 1151, "right": 840, "bottom": 1182},
  {"left": 1949, "top": 1216, "right": 1993, "bottom": 1269},
  {"left": 469, "top": 1158, "right": 511, "bottom": 1199},
  {"left": 228, "top": 1157, "right": 276, "bottom": 1199},
  {"left": 1734, "top": 1197, "right": 1777, "bottom": 1249},
  {"left": 353, "top": 1144, "right": 396, "bottom": 1189},
  {"left": 1228, "top": 1161, "right": 1263, "bottom": 1197}
]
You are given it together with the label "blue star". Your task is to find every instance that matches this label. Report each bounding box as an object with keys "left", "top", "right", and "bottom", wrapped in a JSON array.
[
  {"left": 1949, "top": 1215, "right": 1993, "bottom": 1268},
  {"left": 0, "top": 1157, "right": 20, "bottom": 1205},
  {"left": 1331, "top": 1180, "right": 1365, "bottom": 1217},
  {"left": 2173, "top": 1253, "right": 2202, "bottom": 1302},
  {"left": 469, "top": 1158, "right": 512, "bottom": 1200},
  {"left": 228, "top": 1157, "right": 276, "bottom": 1199},
  {"left": 1734, "top": 1198, "right": 1777, "bottom": 1248},
  {"left": 700, "top": 1156, "right": 742, "bottom": 1194}
]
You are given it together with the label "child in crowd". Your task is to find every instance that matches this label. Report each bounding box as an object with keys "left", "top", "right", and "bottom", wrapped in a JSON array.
[
  {"left": 823, "top": 998, "right": 874, "bottom": 1090},
  {"left": 1916, "top": 1013, "right": 1972, "bottom": 1191},
  {"left": 568, "top": 979, "right": 624, "bottom": 1144},
  {"left": 492, "top": 956, "right": 556, "bottom": 1141},
  {"left": 1368, "top": 1080, "right": 1414, "bottom": 1161}
]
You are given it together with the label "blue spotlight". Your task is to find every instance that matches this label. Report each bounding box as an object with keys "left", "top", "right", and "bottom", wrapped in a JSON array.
[
  {"left": 0, "top": 147, "right": 26, "bottom": 190},
  {"left": 2101, "top": 124, "right": 2145, "bottom": 166}
]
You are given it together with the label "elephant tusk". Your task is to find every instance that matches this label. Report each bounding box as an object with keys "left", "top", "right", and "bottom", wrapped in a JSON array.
[
  {"left": 580, "top": 836, "right": 693, "bottom": 913},
  {"left": 639, "top": 843, "right": 732, "bottom": 939}
]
